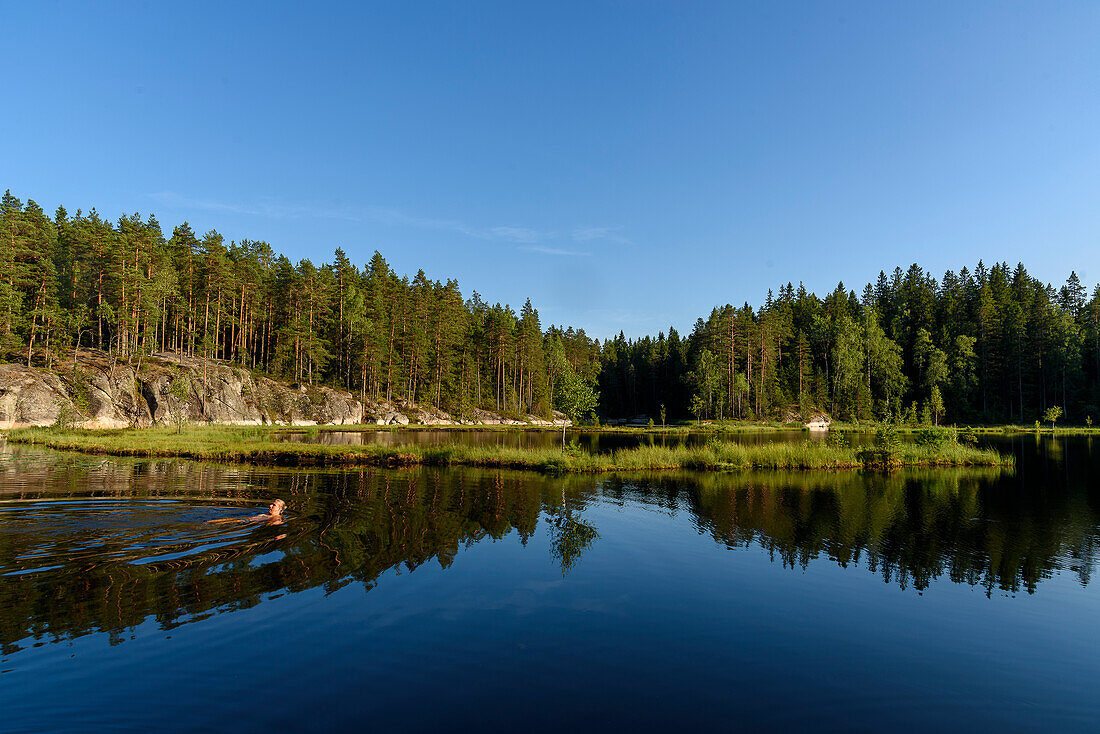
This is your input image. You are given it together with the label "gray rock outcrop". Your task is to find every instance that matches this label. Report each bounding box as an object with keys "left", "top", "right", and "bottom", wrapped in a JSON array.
[
  {"left": 0, "top": 350, "right": 570, "bottom": 429},
  {"left": 0, "top": 351, "right": 364, "bottom": 429}
]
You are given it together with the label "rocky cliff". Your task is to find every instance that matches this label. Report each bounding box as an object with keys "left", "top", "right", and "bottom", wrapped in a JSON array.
[{"left": 0, "top": 351, "right": 567, "bottom": 430}]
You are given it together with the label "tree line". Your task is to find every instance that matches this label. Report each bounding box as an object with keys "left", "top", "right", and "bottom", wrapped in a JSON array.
[
  {"left": 0, "top": 190, "right": 599, "bottom": 418},
  {"left": 600, "top": 263, "right": 1100, "bottom": 424},
  {"left": 6, "top": 188, "right": 1100, "bottom": 425}
]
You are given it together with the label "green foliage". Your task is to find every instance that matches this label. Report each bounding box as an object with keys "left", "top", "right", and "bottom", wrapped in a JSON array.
[
  {"left": 53, "top": 398, "right": 82, "bottom": 430},
  {"left": 1044, "top": 405, "right": 1062, "bottom": 431},
  {"left": 69, "top": 369, "right": 91, "bottom": 417},
  {"left": 552, "top": 349, "right": 599, "bottom": 447},
  {"left": 554, "top": 363, "right": 598, "bottom": 424},
  {"left": 915, "top": 426, "right": 954, "bottom": 448},
  {"left": 689, "top": 394, "right": 706, "bottom": 423},
  {"left": 874, "top": 423, "right": 899, "bottom": 448},
  {"left": 929, "top": 385, "right": 945, "bottom": 426},
  {"left": 168, "top": 373, "right": 192, "bottom": 434},
  {"left": 597, "top": 263, "right": 1100, "bottom": 429},
  {"left": 4, "top": 188, "right": 1100, "bottom": 434},
  {"left": 958, "top": 426, "right": 978, "bottom": 447},
  {"left": 0, "top": 190, "right": 604, "bottom": 419},
  {"left": 55, "top": 369, "right": 92, "bottom": 429},
  {"left": 6, "top": 425, "right": 1013, "bottom": 472},
  {"left": 548, "top": 513, "right": 599, "bottom": 576},
  {"left": 859, "top": 422, "right": 902, "bottom": 466}
]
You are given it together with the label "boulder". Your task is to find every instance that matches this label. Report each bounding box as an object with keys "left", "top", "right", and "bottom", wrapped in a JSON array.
[{"left": 0, "top": 364, "right": 67, "bottom": 429}]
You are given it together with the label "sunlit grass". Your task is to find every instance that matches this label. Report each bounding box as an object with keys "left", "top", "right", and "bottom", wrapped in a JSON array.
[{"left": 5, "top": 425, "right": 1012, "bottom": 473}]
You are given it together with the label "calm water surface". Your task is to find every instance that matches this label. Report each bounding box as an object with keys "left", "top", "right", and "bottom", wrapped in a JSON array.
[
  {"left": 271, "top": 427, "right": 822, "bottom": 451},
  {"left": 1, "top": 435, "right": 1098, "bottom": 732}
]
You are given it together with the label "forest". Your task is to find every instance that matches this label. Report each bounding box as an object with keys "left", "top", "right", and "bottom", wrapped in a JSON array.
[
  {"left": 3, "top": 189, "right": 1100, "bottom": 425},
  {"left": 0, "top": 190, "right": 600, "bottom": 420},
  {"left": 601, "top": 264, "right": 1100, "bottom": 424}
]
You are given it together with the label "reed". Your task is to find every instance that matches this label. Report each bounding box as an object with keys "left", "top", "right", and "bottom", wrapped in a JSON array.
[{"left": 5, "top": 426, "right": 1013, "bottom": 473}]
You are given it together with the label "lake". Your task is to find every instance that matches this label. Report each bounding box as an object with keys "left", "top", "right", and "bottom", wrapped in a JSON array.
[{"left": 1, "top": 433, "right": 1098, "bottom": 732}]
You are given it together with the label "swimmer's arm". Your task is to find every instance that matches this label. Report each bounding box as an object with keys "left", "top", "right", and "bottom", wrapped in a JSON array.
[{"left": 205, "top": 513, "right": 280, "bottom": 524}]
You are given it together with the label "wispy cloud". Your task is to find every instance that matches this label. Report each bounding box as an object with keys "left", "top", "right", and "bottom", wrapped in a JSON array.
[
  {"left": 363, "top": 206, "right": 555, "bottom": 243},
  {"left": 488, "top": 226, "right": 552, "bottom": 244},
  {"left": 571, "top": 225, "right": 634, "bottom": 246},
  {"left": 520, "top": 245, "right": 590, "bottom": 257},
  {"left": 361, "top": 206, "right": 480, "bottom": 236},
  {"left": 148, "top": 191, "right": 359, "bottom": 220},
  {"left": 149, "top": 192, "right": 627, "bottom": 250}
]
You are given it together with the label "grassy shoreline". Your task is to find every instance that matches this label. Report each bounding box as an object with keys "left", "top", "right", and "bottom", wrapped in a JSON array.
[
  {"left": 4, "top": 426, "right": 1013, "bottom": 473},
  {"left": 285, "top": 421, "right": 1100, "bottom": 436}
]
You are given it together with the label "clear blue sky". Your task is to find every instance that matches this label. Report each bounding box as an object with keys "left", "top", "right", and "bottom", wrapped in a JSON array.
[{"left": 3, "top": 1, "right": 1099, "bottom": 340}]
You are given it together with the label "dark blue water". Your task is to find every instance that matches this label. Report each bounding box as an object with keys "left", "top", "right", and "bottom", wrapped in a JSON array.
[{"left": 1, "top": 435, "right": 1098, "bottom": 732}]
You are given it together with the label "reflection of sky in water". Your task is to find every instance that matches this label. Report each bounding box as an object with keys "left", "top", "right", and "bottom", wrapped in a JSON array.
[{"left": 0, "top": 438, "right": 1098, "bottom": 732}]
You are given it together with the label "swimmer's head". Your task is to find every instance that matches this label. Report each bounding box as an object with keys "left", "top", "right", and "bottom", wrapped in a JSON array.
[{"left": 269, "top": 499, "right": 286, "bottom": 517}]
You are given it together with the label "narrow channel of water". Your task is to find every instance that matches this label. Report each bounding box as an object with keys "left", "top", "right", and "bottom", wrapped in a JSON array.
[{"left": 269, "top": 427, "right": 827, "bottom": 451}]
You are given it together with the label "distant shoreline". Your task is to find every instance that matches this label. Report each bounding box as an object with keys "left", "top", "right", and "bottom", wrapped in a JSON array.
[{"left": 250, "top": 421, "right": 1100, "bottom": 436}]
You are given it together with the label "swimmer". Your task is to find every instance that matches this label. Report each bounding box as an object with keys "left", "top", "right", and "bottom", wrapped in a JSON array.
[
  {"left": 207, "top": 499, "right": 286, "bottom": 525},
  {"left": 249, "top": 499, "right": 286, "bottom": 522}
]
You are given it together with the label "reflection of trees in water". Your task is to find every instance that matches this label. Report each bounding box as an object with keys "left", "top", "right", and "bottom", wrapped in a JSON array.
[
  {"left": 545, "top": 483, "right": 600, "bottom": 576},
  {"left": 2, "top": 449, "right": 1099, "bottom": 655},
  {"left": 598, "top": 469, "right": 1098, "bottom": 595},
  {"left": 547, "top": 512, "right": 599, "bottom": 576},
  {"left": 0, "top": 461, "right": 598, "bottom": 654}
]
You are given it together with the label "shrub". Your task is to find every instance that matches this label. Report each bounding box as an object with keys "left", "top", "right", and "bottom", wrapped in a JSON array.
[
  {"left": 168, "top": 373, "right": 193, "bottom": 433},
  {"left": 874, "top": 422, "right": 900, "bottom": 451},
  {"left": 860, "top": 422, "right": 902, "bottom": 467},
  {"left": 915, "top": 426, "right": 954, "bottom": 448},
  {"left": 958, "top": 426, "right": 978, "bottom": 447},
  {"left": 54, "top": 398, "right": 82, "bottom": 429},
  {"left": 70, "top": 370, "right": 91, "bottom": 416}
]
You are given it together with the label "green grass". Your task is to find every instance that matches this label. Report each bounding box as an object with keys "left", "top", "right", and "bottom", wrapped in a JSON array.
[
  {"left": 259, "top": 419, "right": 1100, "bottom": 437},
  {"left": 4, "top": 425, "right": 1012, "bottom": 473},
  {"left": 827, "top": 421, "right": 1100, "bottom": 436}
]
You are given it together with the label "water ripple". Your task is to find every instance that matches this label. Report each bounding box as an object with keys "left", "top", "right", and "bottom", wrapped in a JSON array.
[{"left": 0, "top": 498, "right": 280, "bottom": 578}]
